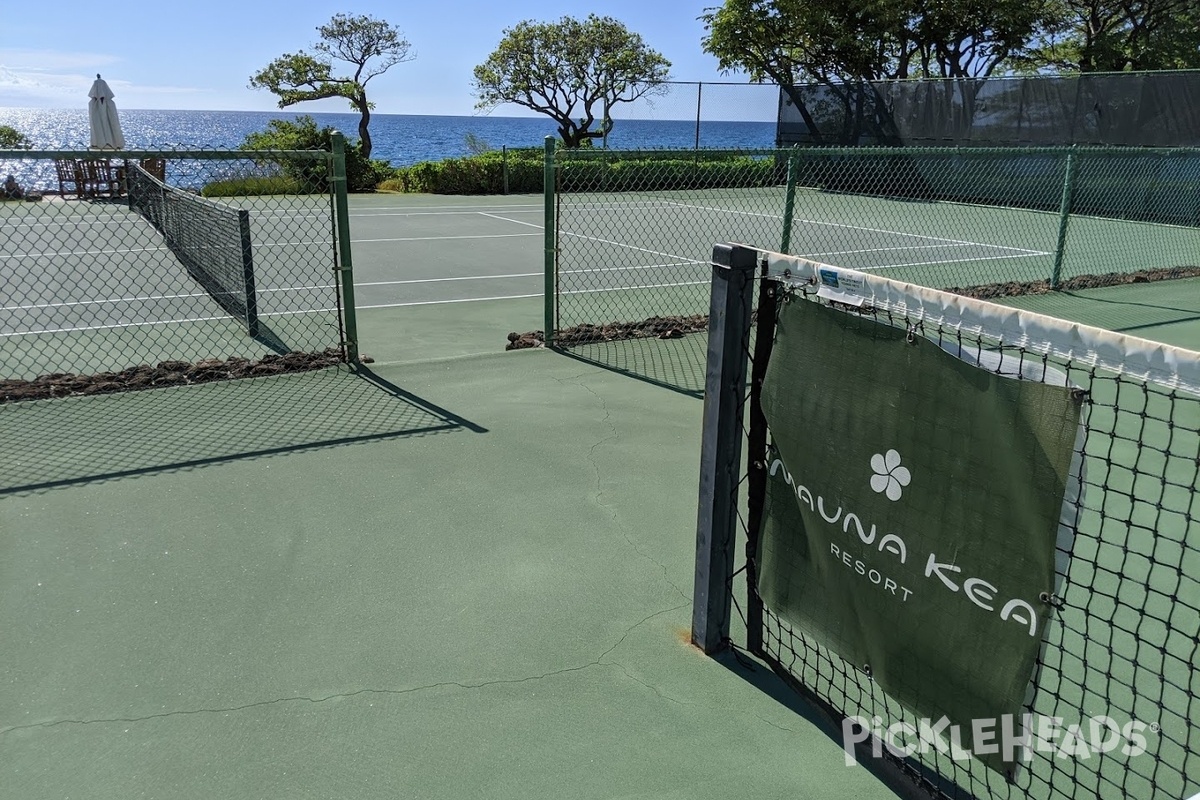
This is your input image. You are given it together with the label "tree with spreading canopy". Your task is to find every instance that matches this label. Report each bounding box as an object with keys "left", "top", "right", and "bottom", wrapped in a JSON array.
[
  {"left": 473, "top": 14, "right": 672, "bottom": 148},
  {"left": 249, "top": 13, "right": 413, "bottom": 159},
  {"left": 700, "top": 0, "right": 1056, "bottom": 142},
  {"left": 1018, "top": 0, "right": 1200, "bottom": 72}
]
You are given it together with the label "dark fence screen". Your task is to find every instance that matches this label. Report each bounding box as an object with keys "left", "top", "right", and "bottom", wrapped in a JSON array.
[{"left": 778, "top": 71, "right": 1200, "bottom": 149}]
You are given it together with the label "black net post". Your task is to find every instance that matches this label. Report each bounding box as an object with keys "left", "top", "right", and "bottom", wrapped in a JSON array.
[
  {"left": 692, "top": 243, "right": 757, "bottom": 654},
  {"left": 744, "top": 272, "right": 778, "bottom": 655},
  {"left": 331, "top": 132, "right": 360, "bottom": 364}
]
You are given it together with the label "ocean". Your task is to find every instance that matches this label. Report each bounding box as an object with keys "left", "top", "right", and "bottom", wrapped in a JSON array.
[{"left": 0, "top": 108, "right": 778, "bottom": 167}]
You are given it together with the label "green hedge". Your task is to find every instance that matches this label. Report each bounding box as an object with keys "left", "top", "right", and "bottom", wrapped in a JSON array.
[
  {"left": 381, "top": 150, "right": 780, "bottom": 195},
  {"left": 382, "top": 149, "right": 542, "bottom": 194},
  {"left": 560, "top": 155, "right": 778, "bottom": 192}
]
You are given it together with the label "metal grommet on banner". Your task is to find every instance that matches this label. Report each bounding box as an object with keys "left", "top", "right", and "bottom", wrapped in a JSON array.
[{"left": 1039, "top": 591, "right": 1065, "bottom": 609}]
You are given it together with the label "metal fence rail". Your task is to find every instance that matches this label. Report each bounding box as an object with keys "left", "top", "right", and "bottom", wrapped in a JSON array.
[{"left": 0, "top": 138, "right": 359, "bottom": 399}]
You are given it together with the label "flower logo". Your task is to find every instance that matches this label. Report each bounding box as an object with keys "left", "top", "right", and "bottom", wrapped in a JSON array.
[{"left": 870, "top": 449, "right": 910, "bottom": 501}]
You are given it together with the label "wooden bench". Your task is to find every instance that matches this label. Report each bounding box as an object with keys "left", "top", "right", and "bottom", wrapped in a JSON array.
[
  {"left": 79, "top": 159, "right": 120, "bottom": 198},
  {"left": 54, "top": 159, "right": 123, "bottom": 199},
  {"left": 54, "top": 159, "right": 84, "bottom": 199}
]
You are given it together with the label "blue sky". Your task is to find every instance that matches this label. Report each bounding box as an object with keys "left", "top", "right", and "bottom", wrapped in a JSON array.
[{"left": 0, "top": 0, "right": 759, "bottom": 115}]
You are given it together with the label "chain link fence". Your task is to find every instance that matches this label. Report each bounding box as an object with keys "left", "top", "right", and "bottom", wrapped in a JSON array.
[
  {"left": 541, "top": 145, "right": 1200, "bottom": 392},
  {"left": 604, "top": 81, "right": 780, "bottom": 150},
  {"left": 0, "top": 144, "right": 358, "bottom": 401}
]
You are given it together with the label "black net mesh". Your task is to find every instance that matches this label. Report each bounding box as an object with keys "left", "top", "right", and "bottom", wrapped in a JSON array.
[{"left": 719, "top": 251, "right": 1199, "bottom": 800}]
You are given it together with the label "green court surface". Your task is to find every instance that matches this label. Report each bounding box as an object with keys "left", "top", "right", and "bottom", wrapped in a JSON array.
[
  {"left": 0, "top": 353, "right": 900, "bottom": 800},
  {"left": 2, "top": 191, "right": 1198, "bottom": 799},
  {"left": 553, "top": 186, "right": 1200, "bottom": 298},
  {"left": 995, "top": 276, "right": 1200, "bottom": 351}
]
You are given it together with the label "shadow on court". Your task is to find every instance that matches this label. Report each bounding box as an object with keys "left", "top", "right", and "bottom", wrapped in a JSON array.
[
  {"left": 556, "top": 335, "right": 709, "bottom": 397},
  {"left": 0, "top": 366, "right": 486, "bottom": 495},
  {"left": 716, "top": 646, "right": 962, "bottom": 800}
]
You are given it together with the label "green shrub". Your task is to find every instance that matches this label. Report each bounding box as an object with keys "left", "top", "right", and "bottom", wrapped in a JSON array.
[
  {"left": 0, "top": 125, "right": 31, "bottom": 149},
  {"left": 384, "top": 149, "right": 543, "bottom": 194},
  {"left": 381, "top": 149, "right": 774, "bottom": 195},
  {"left": 240, "top": 115, "right": 395, "bottom": 193}
]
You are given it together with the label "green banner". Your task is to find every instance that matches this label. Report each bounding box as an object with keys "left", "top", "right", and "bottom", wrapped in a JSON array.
[{"left": 758, "top": 298, "right": 1082, "bottom": 774}]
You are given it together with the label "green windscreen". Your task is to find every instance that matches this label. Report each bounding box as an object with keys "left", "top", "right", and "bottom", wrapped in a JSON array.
[{"left": 757, "top": 297, "right": 1083, "bottom": 776}]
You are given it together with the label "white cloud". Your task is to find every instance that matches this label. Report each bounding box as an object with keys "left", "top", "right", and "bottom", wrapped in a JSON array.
[
  {"left": 0, "top": 49, "right": 122, "bottom": 106},
  {"left": 0, "top": 50, "right": 213, "bottom": 108}
]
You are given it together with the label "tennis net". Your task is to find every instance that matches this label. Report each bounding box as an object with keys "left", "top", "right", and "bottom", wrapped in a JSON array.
[
  {"left": 695, "top": 244, "right": 1199, "bottom": 800},
  {"left": 127, "top": 162, "right": 259, "bottom": 336}
]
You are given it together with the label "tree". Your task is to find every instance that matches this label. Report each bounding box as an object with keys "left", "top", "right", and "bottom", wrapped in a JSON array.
[
  {"left": 700, "top": 0, "right": 1053, "bottom": 142},
  {"left": 473, "top": 15, "right": 671, "bottom": 148},
  {"left": 0, "top": 125, "right": 31, "bottom": 149},
  {"left": 1018, "top": 0, "right": 1200, "bottom": 71},
  {"left": 241, "top": 116, "right": 393, "bottom": 193},
  {"left": 249, "top": 14, "right": 414, "bottom": 159}
]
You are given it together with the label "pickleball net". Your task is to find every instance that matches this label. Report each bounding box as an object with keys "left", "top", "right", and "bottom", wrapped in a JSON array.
[
  {"left": 695, "top": 244, "right": 1199, "bottom": 800},
  {"left": 127, "top": 162, "right": 259, "bottom": 336}
]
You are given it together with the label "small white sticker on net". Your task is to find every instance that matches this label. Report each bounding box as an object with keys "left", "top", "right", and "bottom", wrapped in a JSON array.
[{"left": 764, "top": 251, "right": 1200, "bottom": 398}]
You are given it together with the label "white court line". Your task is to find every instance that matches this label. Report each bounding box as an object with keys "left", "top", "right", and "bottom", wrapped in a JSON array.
[
  {"left": 0, "top": 307, "right": 335, "bottom": 338},
  {"left": 2, "top": 281, "right": 700, "bottom": 330},
  {"left": 354, "top": 273, "right": 539, "bottom": 287},
  {"left": 3, "top": 262, "right": 699, "bottom": 313},
  {"left": 562, "top": 279, "right": 709, "bottom": 295},
  {"left": 353, "top": 261, "right": 700, "bottom": 288},
  {"left": 862, "top": 252, "right": 1046, "bottom": 270},
  {"left": 560, "top": 231, "right": 693, "bottom": 262},
  {"left": 482, "top": 209, "right": 697, "bottom": 263},
  {"left": 353, "top": 232, "right": 538, "bottom": 243},
  {"left": 804, "top": 242, "right": 1051, "bottom": 258},
  {"left": 0, "top": 244, "right": 170, "bottom": 260},
  {"left": 4, "top": 291, "right": 218, "bottom": 312},
  {"left": 351, "top": 206, "right": 542, "bottom": 217},
  {"left": 1, "top": 283, "right": 337, "bottom": 313},
  {"left": 655, "top": 199, "right": 1047, "bottom": 255},
  {"left": 477, "top": 211, "right": 543, "bottom": 230},
  {"left": 1, "top": 221, "right": 148, "bottom": 233},
  {"left": 356, "top": 293, "right": 541, "bottom": 309}
]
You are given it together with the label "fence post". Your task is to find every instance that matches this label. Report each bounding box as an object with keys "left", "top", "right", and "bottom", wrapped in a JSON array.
[
  {"left": 1051, "top": 146, "right": 1079, "bottom": 289},
  {"left": 543, "top": 136, "right": 556, "bottom": 346},
  {"left": 330, "top": 132, "right": 359, "bottom": 364},
  {"left": 692, "top": 242, "right": 757, "bottom": 655},
  {"left": 695, "top": 82, "right": 703, "bottom": 150},
  {"left": 503, "top": 145, "right": 509, "bottom": 195},
  {"left": 781, "top": 148, "right": 800, "bottom": 253}
]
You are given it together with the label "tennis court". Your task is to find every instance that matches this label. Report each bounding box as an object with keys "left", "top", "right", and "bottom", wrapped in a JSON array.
[
  {"left": 2, "top": 165, "right": 1197, "bottom": 800},
  {"left": 557, "top": 188, "right": 1199, "bottom": 305},
  {"left": 1, "top": 190, "right": 341, "bottom": 380},
  {"left": 7, "top": 181, "right": 1195, "bottom": 375}
]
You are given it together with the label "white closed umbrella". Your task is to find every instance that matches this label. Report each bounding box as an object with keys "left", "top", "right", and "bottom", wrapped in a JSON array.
[{"left": 88, "top": 74, "right": 124, "bottom": 149}]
